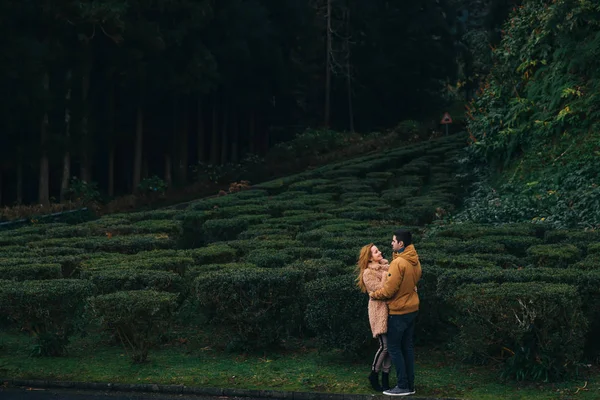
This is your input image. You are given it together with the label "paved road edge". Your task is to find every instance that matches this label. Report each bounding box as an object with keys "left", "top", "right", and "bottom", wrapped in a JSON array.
[{"left": 1, "top": 378, "right": 462, "bottom": 400}]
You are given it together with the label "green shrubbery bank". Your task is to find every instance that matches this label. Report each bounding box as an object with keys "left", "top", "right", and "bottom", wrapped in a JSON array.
[
  {"left": 0, "top": 134, "right": 597, "bottom": 385},
  {"left": 462, "top": 0, "right": 600, "bottom": 229}
]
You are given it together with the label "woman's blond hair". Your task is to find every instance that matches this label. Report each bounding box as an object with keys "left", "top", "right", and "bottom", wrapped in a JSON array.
[{"left": 355, "top": 243, "right": 374, "bottom": 293}]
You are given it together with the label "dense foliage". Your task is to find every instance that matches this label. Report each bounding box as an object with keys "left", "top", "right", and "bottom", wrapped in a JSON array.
[
  {"left": 0, "top": 0, "right": 466, "bottom": 207},
  {"left": 462, "top": 0, "right": 600, "bottom": 228},
  {"left": 1, "top": 135, "right": 597, "bottom": 383}
]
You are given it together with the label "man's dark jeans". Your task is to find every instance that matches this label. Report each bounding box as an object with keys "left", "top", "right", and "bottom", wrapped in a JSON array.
[{"left": 387, "top": 311, "right": 418, "bottom": 390}]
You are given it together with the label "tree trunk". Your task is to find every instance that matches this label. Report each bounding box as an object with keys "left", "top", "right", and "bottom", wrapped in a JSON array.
[
  {"left": 132, "top": 104, "right": 144, "bottom": 192},
  {"left": 345, "top": 9, "right": 354, "bottom": 133},
  {"left": 220, "top": 108, "right": 228, "bottom": 165},
  {"left": 142, "top": 157, "right": 149, "bottom": 180},
  {"left": 197, "top": 97, "right": 205, "bottom": 163},
  {"left": 178, "top": 99, "right": 189, "bottom": 184},
  {"left": 164, "top": 154, "right": 172, "bottom": 189},
  {"left": 231, "top": 112, "right": 239, "bottom": 163},
  {"left": 39, "top": 72, "right": 50, "bottom": 206},
  {"left": 107, "top": 147, "right": 115, "bottom": 197},
  {"left": 324, "top": 0, "right": 332, "bottom": 128},
  {"left": 79, "top": 48, "right": 93, "bottom": 183},
  {"left": 16, "top": 160, "right": 23, "bottom": 204},
  {"left": 60, "top": 69, "right": 73, "bottom": 202},
  {"left": 106, "top": 76, "right": 116, "bottom": 197},
  {"left": 210, "top": 103, "right": 219, "bottom": 164},
  {"left": 249, "top": 111, "right": 256, "bottom": 154}
]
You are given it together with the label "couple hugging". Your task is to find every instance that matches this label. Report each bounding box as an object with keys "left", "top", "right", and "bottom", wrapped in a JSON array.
[{"left": 356, "top": 230, "right": 421, "bottom": 397}]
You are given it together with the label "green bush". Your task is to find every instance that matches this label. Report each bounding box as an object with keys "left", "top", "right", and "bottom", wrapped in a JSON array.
[
  {"left": 323, "top": 248, "right": 357, "bottom": 265},
  {"left": 31, "top": 247, "right": 86, "bottom": 257},
  {"left": 544, "top": 230, "right": 600, "bottom": 246},
  {"left": 470, "top": 253, "right": 523, "bottom": 269},
  {"left": 186, "top": 262, "right": 257, "bottom": 280},
  {"left": 304, "top": 274, "right": 370, "bottom": 353},
  {"left": 238, "top": 228, "right": 291, "bottom": 240},
  {"left": 572, "top": 254, "right": 600, "bottom": 270},
  {"left": 0, "top": 234, "right": 43, "bottom": 246},
  {"left": 266, "top": 200, "right": 313, "bottom": 216},
  {"left": 45, "top": 225, "right": 94, "bottom": 238},
  {"left": 187, "top": 244, "right": 237, "bottom": 265},
  {"left": 177, "top": 211, "right": 216, "bottom": 248},
  {"left": 81, "top": 269, "right": 184, "bottom": 295},
  {"left": 281, "top": 247, "right": 323, "bottom": 259},
  {"left": 226, "top": 239, "right": 301, "bottom": 255},
  {"left": 82, "top": 254, "right": 193, "bottom": 276},
  {"left": 284, "top": 258, "right": 348, "bottom": 281},
  {"left": 0, "top": 245, "right": 30, "bottom": 256},
  {"left": 245, "top": 248, "right": 293, "bottom": 268},
  {"left": 451, "top": 282, "right": 587, "bottom": 381},
  {"left": 288, "top": 179, "right": 331, "bottom": 193},
  {"left": 127, "top": 220, "right": 182, "bottom": 236},
  {"left": 334, "top": 207, "right": 385, "bottom": 221},
  {"left": 0, "top": 263, "right": 62, "bottom": 281},
  {"left": 419, "top": 237, "right": 505, "bottom": 255},
  {"left": 489, "top": 236, "right": 543, "bottom": 256},
  {"left": 217, "top": 204, "right": 271, "bottom": 218},
  {"left": 526, "top": 244, "right": 581, "bottom": 268},
  {"left": 201, "top": 218, "right": 249, "bottom": 244},
  {"left": 431, "top": 255, "right": 497, "bottom": 270},
  {"left": 0, "top": 279, "right": 93, "bottom": 356},
  {"left": 123, "top": 210, "right": 180, "bottom": 222},
  {"left": 295, "top": 229, "right": 334, "bottom": 243},
  {"left": 190, "top": 195, "right": 261, "bottom": 211},
  {"left": 90, "top": 290, "right": 178, "bottom": 363},
  {"left": 195, "top": 268, "right": 305, "bottom": 350},
  {"left": 31, "top": 235, "right": 177, "bottom": 254},
  {"left": 311, "top": 220, "right": 371, "bottom": 232},
  {"left": 588, "top": 243, "right": 600, "bottom": 255},
  {"left": 269, "top": 213, "right": 331, "bottom": 226}
]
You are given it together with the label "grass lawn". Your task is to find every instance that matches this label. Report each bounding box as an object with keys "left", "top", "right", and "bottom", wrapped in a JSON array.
[{"left": 0, "top": 331, "right": 597, "bottom": 400}]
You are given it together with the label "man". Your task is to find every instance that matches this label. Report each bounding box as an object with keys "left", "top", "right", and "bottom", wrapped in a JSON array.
[{"left": 369, "top": 229, "right": 421, "bottom": 396}]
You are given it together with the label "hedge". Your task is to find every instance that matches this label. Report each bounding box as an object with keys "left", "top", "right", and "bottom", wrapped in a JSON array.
[
  {"left": 81, "top": 269, "right": 184, "bottom": 295},
  {"left": 82, "top": 255, "right": 193, "bottom": 276},
  {"left": 0, "top": 263, "right": 62, "bottom": 281},
  {"left": 90, "top": 290, "right": 178, "bottom": 363},
  {"left": 526, "top": 244, "right": 581, "bottom": 268},
  {"left": 31, "top": 235, "right": 177, "bottom": 254},
  {"left": 304, "top": 274, "right": 370, "bottom": 353},
  {"left": 245, "top": 248, "right": 294, "bottom": 268},
  {"left": 195, "top": 268, "right": 305, "bottom": 350},
  {"left": 0, "top": 279, "right": 93, "bottom": 356},
  {"left": 451, "top": 282, "right": 586, "bottom": 381},
  {"left": 186, "top": 262, "right": 257, "bottom": 280}
]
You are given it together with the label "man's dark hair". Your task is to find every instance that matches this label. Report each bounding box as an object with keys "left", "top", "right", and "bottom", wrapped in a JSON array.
[{"left": 393, "top": 229, "right": 412, "bottom": 246}]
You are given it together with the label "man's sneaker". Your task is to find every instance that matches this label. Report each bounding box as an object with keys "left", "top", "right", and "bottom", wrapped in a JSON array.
[
  {"left": 408, "top": 388, "right": 416, "bottom": 395},
  {"left": 382, "top": 386, "right": 411, "bottom": 396}
]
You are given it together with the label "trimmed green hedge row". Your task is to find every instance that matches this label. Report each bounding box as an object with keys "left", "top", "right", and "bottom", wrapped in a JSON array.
[{"left": 3, "top": 135, "right": 596, "bottom": 380}]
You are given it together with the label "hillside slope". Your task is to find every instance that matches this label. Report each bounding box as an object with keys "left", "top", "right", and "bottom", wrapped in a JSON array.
[{"left": 461, "top": 0, "right": 600, "bottom": 229}]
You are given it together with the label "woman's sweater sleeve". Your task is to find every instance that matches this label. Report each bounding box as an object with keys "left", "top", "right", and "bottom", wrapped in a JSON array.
[{"left": 362, "top": 269, "right": 385, "bottom": 293}]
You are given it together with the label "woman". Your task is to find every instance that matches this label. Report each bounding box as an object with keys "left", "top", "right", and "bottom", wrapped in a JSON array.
[{"left": 356, "top": 243, "right": 392, "bottom": 392}]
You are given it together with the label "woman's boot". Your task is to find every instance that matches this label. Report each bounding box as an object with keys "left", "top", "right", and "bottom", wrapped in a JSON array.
[
  {"left": 381, "top": 372, "right": 390, "bottom": 391},
  {"left": 368, "top": 370, "right": 382, "bottom": 391}
]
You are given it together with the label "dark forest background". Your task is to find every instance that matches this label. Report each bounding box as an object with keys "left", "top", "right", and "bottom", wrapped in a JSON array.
[{"left": 0, "top": 0, "right": 517, "bottom": 207}]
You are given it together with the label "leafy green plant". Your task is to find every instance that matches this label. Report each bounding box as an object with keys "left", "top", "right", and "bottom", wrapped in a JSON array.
[
  {"left": 0, "top": 279, "right": 93, "bottom": 356},
  {"left": 462, "top": 0, "right": 600, "bottom": 229},
  {"left": 195, "top": 268, "right": 305, "bottom": 350},
  {"left": 66, "top": 177, "right": 101, "bottom": 203},
  {"left": 451, "top": 282, "right": 587, "bottom": 382},
  {"left": 137, "top": 176, "right": 168, "bottom": 195},
  {"left": 90, "top": 290, "right": 178, "bottom": 363}
]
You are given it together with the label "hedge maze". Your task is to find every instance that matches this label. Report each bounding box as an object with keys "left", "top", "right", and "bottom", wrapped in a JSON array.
[{"left": 0, "top": 135, "right": 597, "bottom": 381}]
